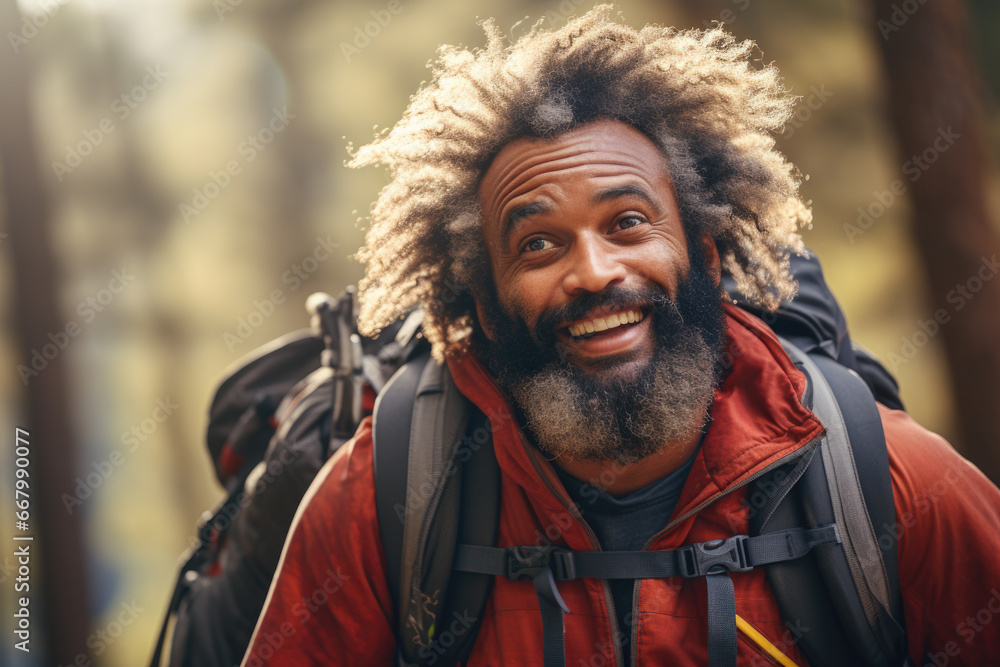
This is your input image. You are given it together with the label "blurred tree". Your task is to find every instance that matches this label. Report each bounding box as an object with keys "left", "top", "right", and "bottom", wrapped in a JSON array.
[
  {"left": 870, "top": 0, "right": 1000, "bottom": 484},
  {"left": 94, "top": 24, "right": 208, "bottom": 530},
  {"left": 0, "top": 0, "right": 92, "bottom": 662}
]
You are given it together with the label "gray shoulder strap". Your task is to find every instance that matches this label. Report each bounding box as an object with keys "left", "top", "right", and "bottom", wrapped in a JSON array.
[
  {"left": 778, "top": 339, "right": 907, "bottom": 665},
  {"left": 373, "top": 355, "right": 483, "bottom": 664}
]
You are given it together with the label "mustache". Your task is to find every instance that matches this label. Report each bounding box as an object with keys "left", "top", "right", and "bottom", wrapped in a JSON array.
[{"left": 532, "top": 285, "right": 674, "bottom": 342}]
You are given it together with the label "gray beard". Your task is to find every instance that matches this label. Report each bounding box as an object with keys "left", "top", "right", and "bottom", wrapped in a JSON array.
[
  {"left": 505, "top": 327, "right": 716, "bottom": 465},
  {"left": 478, "top": 263, "right": 727, "bottom": 466}
]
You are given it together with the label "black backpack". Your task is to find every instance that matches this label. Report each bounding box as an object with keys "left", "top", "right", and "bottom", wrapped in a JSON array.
[
  {"left": 152, "top": 251, "right": 909, "bottom": 667},
  {"left": 151, "top": 289, "right": 427, "bottom": 667}
]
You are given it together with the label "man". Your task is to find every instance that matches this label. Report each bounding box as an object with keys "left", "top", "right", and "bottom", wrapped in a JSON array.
[{"left": 243, "top": 7, "right": 1000, "bottom": 665}]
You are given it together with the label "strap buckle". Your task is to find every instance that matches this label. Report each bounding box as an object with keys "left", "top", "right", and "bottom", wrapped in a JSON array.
[
  {"left": 504, "top": 545, "right": 577, "bottom": 582},
  {"left": 679, "top": 535, "right": 753, "bottom": 578}
]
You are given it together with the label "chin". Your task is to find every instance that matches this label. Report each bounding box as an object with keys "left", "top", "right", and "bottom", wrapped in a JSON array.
[
  {"left": 579, "top": 358, "right": 647, "bottom": 386},
  {"left": 566, "top": 345, "right": 652, "bottom": 379}
]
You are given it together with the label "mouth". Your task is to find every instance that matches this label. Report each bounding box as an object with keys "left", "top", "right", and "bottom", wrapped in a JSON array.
[{"left": 565, "top": 308, "right": 645, "bottom": 339}]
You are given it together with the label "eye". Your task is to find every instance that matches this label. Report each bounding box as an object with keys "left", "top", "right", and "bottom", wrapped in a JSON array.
[
  {"left": 616, "top": 215, "right": 648, "bottom": 231},
  {"left": 523, "top": 237, "right": 555, "bottom": 253}
]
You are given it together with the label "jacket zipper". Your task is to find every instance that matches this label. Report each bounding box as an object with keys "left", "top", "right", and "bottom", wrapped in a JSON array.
[
  {"left": 628, "top": 442, "right": 818, "bottom": 667},
  {"left": 519, "top": 436, "right": 627, "bottom": 667}
]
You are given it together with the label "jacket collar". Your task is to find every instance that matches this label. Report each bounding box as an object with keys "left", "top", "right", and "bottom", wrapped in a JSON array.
[{"left": 446, "top": 302, "right": 824, "bottom": 527}]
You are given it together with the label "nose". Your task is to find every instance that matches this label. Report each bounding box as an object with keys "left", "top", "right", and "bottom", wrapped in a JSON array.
[{"left": 561, "top": 235, "right": 628, "bottom": 295}]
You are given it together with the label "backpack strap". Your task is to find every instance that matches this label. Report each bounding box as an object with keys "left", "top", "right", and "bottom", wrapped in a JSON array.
[
  {"left": 373, "top": 354, "right": 500, "bottom": 667},
  {"left": 752, "top": 341, "right": 907, "bottom": 667},
  {"left": 373, "top": 353, "right": 430, "bottom": 614},
  {"left": 454, "top": 527, "right": 841, "bottom": 667}
]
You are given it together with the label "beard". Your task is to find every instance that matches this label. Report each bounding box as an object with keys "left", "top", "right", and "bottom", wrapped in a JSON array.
[{"left": 477, "top": 252, "right": 727, "bottom": 466}]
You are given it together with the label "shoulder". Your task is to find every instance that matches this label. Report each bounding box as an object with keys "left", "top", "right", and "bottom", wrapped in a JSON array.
[
  {"left": 878, "top": 405, "right": 1000, "bottom": 662},
  {"left": 879, "top": 405, "right": 998, "bottom": 519},
  {"left": 265, "top": 416, "right": 386, "bottom": 604},
  {"left": 293, "top": 416, "right": 379, "bottom": 545},
  {"left": 244, "top": 416, "right": 397, "bottom": 665}
]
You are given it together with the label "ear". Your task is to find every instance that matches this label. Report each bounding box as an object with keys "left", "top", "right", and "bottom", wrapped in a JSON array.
[
  {"left": 475, "top": 299, "right": 498, "bottom": 342},
  {"left": 699, "top": 233, "right": 722, "bottom": 287}
]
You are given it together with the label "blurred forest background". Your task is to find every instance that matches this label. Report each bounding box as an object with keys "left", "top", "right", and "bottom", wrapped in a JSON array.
[{"left": 1, "top": 0, "right": 998, "bottom": 664}]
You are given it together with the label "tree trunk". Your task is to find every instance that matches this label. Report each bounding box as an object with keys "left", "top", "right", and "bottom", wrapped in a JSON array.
[
  {"left": 0, "top": 0, "right": 92, "bottom": 663},
  {"left": 871, "top": 0, "right": 1000, "bottom": 483}
]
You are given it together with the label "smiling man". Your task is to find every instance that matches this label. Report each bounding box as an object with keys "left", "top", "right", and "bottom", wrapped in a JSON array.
[
  {"left": 475, "top": 120, "right": 726, "bottom": 478},
  {"left": 243, "top": 7, "right": 1000, "bottom": 667}
]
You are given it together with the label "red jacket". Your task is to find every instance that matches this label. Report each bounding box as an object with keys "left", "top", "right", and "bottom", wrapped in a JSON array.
[{"left": 243, "top": 305, "right": 1000, "bottom": 666}]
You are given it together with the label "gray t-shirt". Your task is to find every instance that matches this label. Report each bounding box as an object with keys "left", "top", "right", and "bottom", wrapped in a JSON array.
[{"left": 554, "top": 450, "right": 697, "bottom": 651}]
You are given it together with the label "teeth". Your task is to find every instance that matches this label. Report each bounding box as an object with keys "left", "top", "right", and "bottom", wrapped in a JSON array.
[{"left": 567, "top": 309, "right": 644, "bottom": 337}]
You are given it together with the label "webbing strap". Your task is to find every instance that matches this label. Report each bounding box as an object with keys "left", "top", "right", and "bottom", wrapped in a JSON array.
[
  {"left": 453, "top": 525, "right": 840, "bottom": 667},
  {"left": 535, "top": 569, "right": 570, "bottom": 667},
  {"left": 780, "top": 341, "right": 906, "bottom": 663},
  {"left": 454, "top": 525, "right": 840, "bottom": 581},
  {"left": 707, "top": 573, "right": 737, "bottom": 667},
  {"left": 373, "top": 354, "right": 431, "bottom": 615}
]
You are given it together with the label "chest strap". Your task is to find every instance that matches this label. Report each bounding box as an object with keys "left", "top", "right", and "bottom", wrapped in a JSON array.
[{"left": 453, "top": 524, "right": 840, "bottom": 667}]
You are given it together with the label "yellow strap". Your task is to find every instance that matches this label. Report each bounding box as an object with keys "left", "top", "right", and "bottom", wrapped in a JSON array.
[{"left": 735, "top": 614, "right": 799, "bottom": 667}]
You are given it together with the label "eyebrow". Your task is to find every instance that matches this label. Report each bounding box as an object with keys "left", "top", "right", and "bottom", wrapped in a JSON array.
[
  {"left": 500, "top": 201, "right": 550, "bottom": 247},
  {"left": 593, "top": 184, "right": 661, "bottom": 213},
  {"left": 497, "top": 184, "right": 662, "bottom": 247}
]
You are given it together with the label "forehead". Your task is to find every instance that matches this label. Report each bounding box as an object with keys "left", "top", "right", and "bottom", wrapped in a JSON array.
[{"left": 478, "top": 119, "right": 673, "bottom": 230}]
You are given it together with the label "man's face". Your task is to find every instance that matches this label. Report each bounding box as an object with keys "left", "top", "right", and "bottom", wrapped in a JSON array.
[
  {"left": 478, "top": 119, "right": 692, "bottom": 381},
  {"left": 476, "top": 119, "right": 726, "bottom": 464}
]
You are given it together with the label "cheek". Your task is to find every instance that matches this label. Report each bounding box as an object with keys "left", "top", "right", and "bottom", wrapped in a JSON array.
[
  {"left": 501, "top": 280, "right": 550, "bottom": 330},
  {"left": 624, "top": 241, "right": 687, "bottom": 290}
]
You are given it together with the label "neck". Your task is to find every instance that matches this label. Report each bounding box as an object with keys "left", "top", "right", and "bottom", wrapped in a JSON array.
[{"left": 551, "top": 415, "right": 706, "bottom": 498}]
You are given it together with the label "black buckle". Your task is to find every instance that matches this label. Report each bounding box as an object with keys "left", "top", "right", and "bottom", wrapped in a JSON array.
[
  {"left": 679, "top": 535, "right": 752, "bottom": 578},
  {"left": 504, "top": 545, "right": 576, "bottom": 582}
]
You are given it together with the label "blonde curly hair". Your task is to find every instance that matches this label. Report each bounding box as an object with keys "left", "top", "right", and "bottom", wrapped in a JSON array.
[{"left": 351, "top": 5, "right": 809, "bottom": 359}]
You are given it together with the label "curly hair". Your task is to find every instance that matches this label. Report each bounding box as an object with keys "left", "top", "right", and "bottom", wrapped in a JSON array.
[{"left": 351, "top": 5, "right": 810, "bottom": 360}]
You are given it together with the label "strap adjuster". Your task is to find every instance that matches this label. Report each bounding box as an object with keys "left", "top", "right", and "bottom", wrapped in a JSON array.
[
  {"left": 505, "top": 545, "right": 576, "bottom": 582},
  {"left": 679, "top": 535, "right": 752, "bottom": 577}
]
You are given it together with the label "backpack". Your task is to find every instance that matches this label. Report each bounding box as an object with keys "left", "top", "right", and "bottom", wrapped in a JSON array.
[
  {"left": 150, "top": 289, "right": 427, "bottom": 667},
  {"left": 152, "top": 251, "right": 909, "bottom": 667}
]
